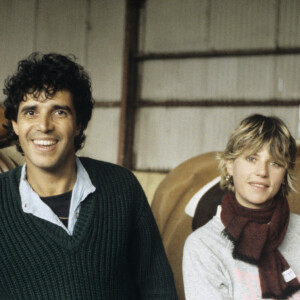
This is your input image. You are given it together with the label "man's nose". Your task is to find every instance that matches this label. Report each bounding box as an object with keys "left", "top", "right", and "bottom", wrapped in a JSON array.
[{"left": 37, "top": 113, "right": 54, "bottom": 132}]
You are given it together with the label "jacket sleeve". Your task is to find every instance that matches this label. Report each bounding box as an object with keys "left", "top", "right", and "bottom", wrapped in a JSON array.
[
  {"left": 183, "top": 233, "right": 231, "bottom": 300},
  {"left": 129, "top": 177, "right": 178, "bottom": 300}
]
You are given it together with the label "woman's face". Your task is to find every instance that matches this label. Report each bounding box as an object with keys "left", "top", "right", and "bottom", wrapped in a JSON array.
[{"left": 226, "top": 145, "right": 286, "bottom": 209}]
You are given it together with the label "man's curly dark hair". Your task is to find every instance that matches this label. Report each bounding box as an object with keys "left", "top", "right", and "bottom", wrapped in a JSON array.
[{"left": 3, "top": 52, "right": 94, "bottom": 153}]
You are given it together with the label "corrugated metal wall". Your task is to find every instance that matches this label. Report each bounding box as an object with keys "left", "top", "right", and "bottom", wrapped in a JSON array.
[
  {"left": 1, "top": 0, "right": 300, "bottom": 171},
  {"left": 135, "top": 0, "right": 300, "bottom": 171}
]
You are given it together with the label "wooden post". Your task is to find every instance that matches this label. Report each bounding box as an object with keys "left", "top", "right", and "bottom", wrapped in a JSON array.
[{"left": 118, "top": 0, "right": 144, "bottom": 168}]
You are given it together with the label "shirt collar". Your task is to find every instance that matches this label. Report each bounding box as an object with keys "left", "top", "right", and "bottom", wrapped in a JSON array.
[{"left": 19, "top": 157, "right": 96, "bottom": 234}]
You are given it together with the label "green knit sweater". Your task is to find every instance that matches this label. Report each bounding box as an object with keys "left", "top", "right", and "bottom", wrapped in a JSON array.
[{"left": 0, "top": 157, "right": 177, "bottom": 299}]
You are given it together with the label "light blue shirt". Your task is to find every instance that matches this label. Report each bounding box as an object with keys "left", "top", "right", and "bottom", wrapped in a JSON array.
[{"left": 19, "top": 157, "right": 96, "bottom": 235}]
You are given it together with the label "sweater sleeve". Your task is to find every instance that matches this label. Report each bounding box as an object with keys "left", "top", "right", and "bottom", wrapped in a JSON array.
[
  {"left": 129, "top": 178, "right": 178, "bottom": 300},
  {"left": 183, "top": 232, "right": 231, "bottom": 300}
]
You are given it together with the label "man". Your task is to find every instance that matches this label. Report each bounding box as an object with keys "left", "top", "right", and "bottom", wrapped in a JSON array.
[{"left": 1, "top": 53, "right": 177, "bottom": 299}]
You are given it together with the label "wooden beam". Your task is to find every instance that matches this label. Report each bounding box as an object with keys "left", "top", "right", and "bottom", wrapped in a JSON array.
[
  {"left": 118, "top": 0, "right": 144, "bottom": 167},
  {"left": 134, "top": 47, "right": 300, "bottom": 61},
  {"left": 134, "top": 99, "right": 300, "bottom": 107}
]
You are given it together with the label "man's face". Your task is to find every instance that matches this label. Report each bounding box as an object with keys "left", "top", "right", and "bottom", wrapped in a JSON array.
[{"left": 12, "top": 90, "right": 80, "bottom": 175}]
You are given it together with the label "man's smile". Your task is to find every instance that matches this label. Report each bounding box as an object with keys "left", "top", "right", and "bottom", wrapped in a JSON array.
[{"left": 33, "top": 139, "right": 58, "bottom": 146}]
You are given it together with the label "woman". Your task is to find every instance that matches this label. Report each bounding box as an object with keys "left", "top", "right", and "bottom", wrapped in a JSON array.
[{"left": 183, "top": 114, "right": 300, "bottom": 299}]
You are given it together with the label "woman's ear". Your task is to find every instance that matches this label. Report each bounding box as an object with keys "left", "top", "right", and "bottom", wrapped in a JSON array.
[{"left": 225, "top": 160, "right": 234, "bottom": 176}]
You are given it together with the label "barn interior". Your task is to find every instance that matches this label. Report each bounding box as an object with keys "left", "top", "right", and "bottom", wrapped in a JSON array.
[{"left": 1, "top": 1, "right": 300, "bottom": 298}]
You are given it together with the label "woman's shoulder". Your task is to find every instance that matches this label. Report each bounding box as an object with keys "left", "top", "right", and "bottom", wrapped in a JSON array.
[
  {"left": 288, "top": 213, "right": 300, "bottom": 231},
  {"left": 289, "top": 213, "right": 300, "bottom": 225},
  {"left": 185, "top": 215, "right": 229, "bottom": 252},
  {"left": 281, "top": 213, "right": 300, "bottom": 248}
]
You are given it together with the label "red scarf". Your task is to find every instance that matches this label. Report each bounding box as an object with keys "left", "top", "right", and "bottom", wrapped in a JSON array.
[{"left": 221, "top": 192, "right": 300, "bottom": 299}]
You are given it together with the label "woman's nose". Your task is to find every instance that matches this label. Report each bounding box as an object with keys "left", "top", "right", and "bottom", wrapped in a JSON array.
[{"left": 255, "top": 161, "right": 268, "bottom": 177}]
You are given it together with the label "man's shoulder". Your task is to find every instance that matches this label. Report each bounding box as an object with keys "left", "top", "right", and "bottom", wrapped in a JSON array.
[
  {"left": 0, "top": 166, "right": 21, "bottom": 194},
  {"left": 78, "top": 157, "right": 143, "bottom": 201},
  {"left": 79, "top": 157, "right": 130, "bottom": 172},
  {"left": 78, "top": 157, "right": 136, "bottom": 182},
  {"left": 0, "top": 166, "right": 21, "bottom": 180}
]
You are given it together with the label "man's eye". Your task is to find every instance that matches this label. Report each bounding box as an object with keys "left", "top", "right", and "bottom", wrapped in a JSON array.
[
  {"left": 55, "top": 110, "right": 67, "bottom": 116},
  {"left": 24, "top": 111, "right": 35, "bottom": 117}
]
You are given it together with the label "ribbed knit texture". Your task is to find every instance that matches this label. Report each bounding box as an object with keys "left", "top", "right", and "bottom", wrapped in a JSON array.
[{"left": 0, "top": 157, "right": 177, "bottom": 300}]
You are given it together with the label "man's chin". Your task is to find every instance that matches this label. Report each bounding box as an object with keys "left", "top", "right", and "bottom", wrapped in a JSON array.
[{"left": 26, "top": 159, "right": 63, "bottom": 173}]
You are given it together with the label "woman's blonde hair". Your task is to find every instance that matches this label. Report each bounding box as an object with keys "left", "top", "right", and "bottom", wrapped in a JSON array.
[{"left": 217, "top": 114, "right": 297, "bottom": 196}]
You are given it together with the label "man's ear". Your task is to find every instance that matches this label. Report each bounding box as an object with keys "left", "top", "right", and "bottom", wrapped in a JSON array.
[
  {"left": 225, "top": 160, "right": 234, "bottom": 176},
  {"left": 11, "top": 120, "right": 19, "bottom": 136},
  {"left": 75, "top": 123, "right": 81, "bottom": 137}
]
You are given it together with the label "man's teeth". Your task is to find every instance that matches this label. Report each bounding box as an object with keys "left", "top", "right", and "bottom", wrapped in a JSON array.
[{"left": 33, "top": 140, "right": 57, "bottom": 146}]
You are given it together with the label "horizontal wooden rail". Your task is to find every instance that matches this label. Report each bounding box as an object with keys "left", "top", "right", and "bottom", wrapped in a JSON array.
[
  {"left": 134, "top": 99, "right": 300, "bottom": 107},
  {"left": 135, "top": 47, "right": 300, "bottom": 61},
  {"left": 93, "top": 99, "right": 300, "bottom": 108}
]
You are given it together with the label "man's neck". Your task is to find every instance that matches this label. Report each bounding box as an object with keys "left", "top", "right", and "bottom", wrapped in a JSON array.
[{"left": 26, "top": 161, "right": 77, "bottom": 197}]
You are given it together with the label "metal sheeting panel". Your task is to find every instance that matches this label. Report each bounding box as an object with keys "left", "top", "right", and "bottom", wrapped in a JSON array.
[
  {"left": 0, "top": 0, "right": 35, "bottom": 98},
  {"left": 140, "top": 56, "right": 281, "bottom": 100},
  {"left": 141, "top": 0, "right": 208, "bottom": 52},
  {"left": 36, "top": 0, "right": 87, "bottom": 63},
  {"left": 87, "top": 0, "right": 125, "bottom": 101},
  {"left": 209, "top": 0, "right": 277, "bottom": 50},
  {"left": 1, "top": 0, "right": 125, "bottom": 102},
  {"left": 134, "top": 106, "right": 299, "bottom": 170},
  {"left": 279, "top": 0, "right": 300, "bottom": 47},
  {"left": 141, "top": 0, "right": 281, "bottom": 52},
  {"left": 79, "top": 107, "right": 120, "bottom": 164},
  {"left": 140, "top": 58, "right": 209, "bottom": 100},
  {"left": 276, "top": 55, "right": 300, "bottom": 98}
]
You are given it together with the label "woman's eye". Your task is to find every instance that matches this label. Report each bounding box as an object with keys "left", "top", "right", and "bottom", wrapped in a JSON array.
[
  {"left": 271, "top": 161, "right": 282, "bottom": 168},
  {"left": 246, "top": 156, "right": 255, "bottom": 162}
]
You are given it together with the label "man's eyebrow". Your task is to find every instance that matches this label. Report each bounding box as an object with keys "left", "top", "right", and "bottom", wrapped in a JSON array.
[
  {"left": 19, "top": 105, "right": 37, "bottom": 113},
  {"left": 52, "top": 105, "right": 73, "bottom": 113}
]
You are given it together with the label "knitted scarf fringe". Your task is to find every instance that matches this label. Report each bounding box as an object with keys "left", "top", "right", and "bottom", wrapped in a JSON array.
[
  {"left": 223, "top": 226, "right": 300, "bottom": 299},
  {"left": 262, "top": 285, "right": 300, "bottom": 300},
  {"left": 222, "top": 229, "right": 259, "bottom": 265}
]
